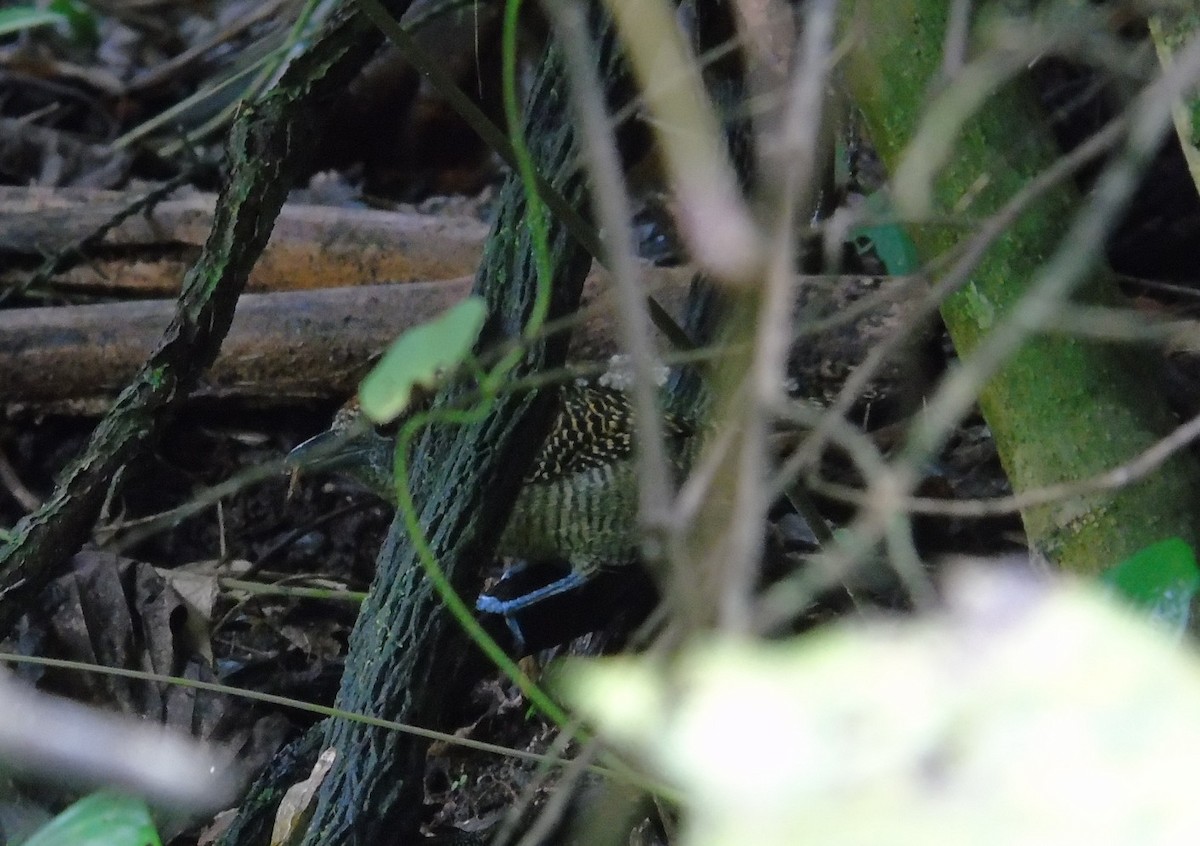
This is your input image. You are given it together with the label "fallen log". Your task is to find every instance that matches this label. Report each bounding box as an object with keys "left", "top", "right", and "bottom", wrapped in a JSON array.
[
  {"left": 0, "top": 267, "right": 694, "bottom": 414},
  {"left": 0, "top": 188, "right": 489, "bottom": 295}
]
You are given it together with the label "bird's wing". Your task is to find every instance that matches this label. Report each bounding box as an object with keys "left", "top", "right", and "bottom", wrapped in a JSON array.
[{"left": 526, "top": 385, "right": 694, "bottom": 483}]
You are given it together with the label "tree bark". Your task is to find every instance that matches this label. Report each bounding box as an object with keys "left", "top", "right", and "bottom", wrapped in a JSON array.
[{"left": 296, "top": 10, "right": 632, "bottom": 844}]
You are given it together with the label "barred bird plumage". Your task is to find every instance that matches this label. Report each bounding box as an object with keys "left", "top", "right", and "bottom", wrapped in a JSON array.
[{"left": 288, "top": 383, "right": 697, "bottom": 616}]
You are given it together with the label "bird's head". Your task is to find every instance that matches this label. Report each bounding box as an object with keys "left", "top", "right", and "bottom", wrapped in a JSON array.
[{"left": 287, "top": 397, "right": 397, "bottom": 500}]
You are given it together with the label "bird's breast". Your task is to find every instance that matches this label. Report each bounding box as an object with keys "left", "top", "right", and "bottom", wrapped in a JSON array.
[{"left": 498, "top": 458, "right": 640, "bottom": 572}]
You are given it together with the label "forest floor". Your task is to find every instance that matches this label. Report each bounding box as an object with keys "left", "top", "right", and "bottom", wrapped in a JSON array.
[{"left": 2, "top": 2, "right": 1199, "bottom": 844}]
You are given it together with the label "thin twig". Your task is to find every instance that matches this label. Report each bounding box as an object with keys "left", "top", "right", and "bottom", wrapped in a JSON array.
[
  {"left": 719, "top": 0, "right": 836, "bottom": 630},
  {"left": 904, "top": 34, "right": 1200, "bottom": 466},
  {"left": 547, "top": 0, "right": 674, "bottom": 565},
  {"left": 0, "top": 447, "right": 40, "bottom": 513},
  {"left": 811, "top": 408, "right": 1200, "bottom": 519},
  {"left": 787, "top": 114, "right": 1127, "bottom": 476},
  {"left": 821, "top": 32, "right": 1200, "bottom": 580}
]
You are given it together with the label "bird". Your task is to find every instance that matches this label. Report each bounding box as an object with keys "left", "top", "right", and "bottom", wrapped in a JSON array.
[{"left": 288, "top": 382, "right": 697, "bottom": 622}]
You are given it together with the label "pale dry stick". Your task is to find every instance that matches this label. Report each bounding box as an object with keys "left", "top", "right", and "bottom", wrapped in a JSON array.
[
  {"left": 0, "top": 653, "right": 660, "bottom": 791},
  {"left": 735, "top": 0, "right": 796, "bottom": 74},
  {"left": 606, "top": 0, "right": 767, "bottom": 628},
  {"left": 754, "top": 0, "right": 835, "bottom": 426},
  {"left": 547, "top": 0, "right": 674, "bottom": 564},
  {"left": 754, "top": 395, "right": 925, "bottom": 632},
  {"left": 709, "top": 0, "right": 836, "bottom": 630},
  {"left": 1030, "top": 304, "right": 1200, "bottom": 347},
  {"left": 0, "top": 448, "right": 41, "bottom": 513},
  {"left": 785, "top": 114, "right": 1127, "bottom": 481},
  {"left": 1126, "top": 277, "right": 1200, "bottom": 301},
  {"left": 671, "top": 385, "right": 742, "bottom": 530},
  {"left": 810, "top": 408, "right": 1200, "bottom": 520},
  {"left": 216, "top": 499, "right": 228, "bottom": 561},
  {"left": 605, "top": 0, "right": 764, "bottom": 286},
  {"left": 127, "top": 0, "right": 291, "bottom": 92},
  {"left": 605, "top": 32, "right": 746, "bottom": 145},
  {"left": 219, "top": 577, "right": 366, "bottom": 603},
  {"left": 733, "top": 0, "right": 796, "bottom": 135},
  {"left": 0, "top": 670, "right": 232, "bottom": 810},
  {"left": 941, "top": 0, "right": 972, "bottom": 77},
  {"left": 882, "top": 487, "right": 928, "bottom": 607}
]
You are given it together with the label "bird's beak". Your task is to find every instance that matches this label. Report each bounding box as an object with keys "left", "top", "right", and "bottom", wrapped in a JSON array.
[
  {"left": 286, "top": 428, "right": 369, "bottom": 474},
  {"left": 285, "top": 421, "right": 397, "bottom": 501}
]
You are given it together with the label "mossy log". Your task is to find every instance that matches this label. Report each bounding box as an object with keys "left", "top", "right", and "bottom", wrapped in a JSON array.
[{"left": 841, "top": 0, "right": 1200, "bottom": 571}]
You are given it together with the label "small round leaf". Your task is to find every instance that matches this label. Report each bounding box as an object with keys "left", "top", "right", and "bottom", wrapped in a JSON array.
[{"left": 359, "top": 296, "right": 488, "bottom": 424}]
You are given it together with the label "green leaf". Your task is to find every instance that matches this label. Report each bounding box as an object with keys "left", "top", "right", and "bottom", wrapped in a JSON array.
[
  {"left": 849, "top": 191, "right": 920, "bottom": 275},
  {"left": 0, "top": 8, "right": 65, "bottom": 38},
  {"left": 359, "top": 296, "right": 488, "bottom": 424},
  {"left": 1100, "top": 537, "right": 1200, "bottom": 635},
  {"left": 24, "top": 792, "right": 160, "bottom": 846},
  {"left": 557, "top": 573, "right": 1200, "bottom": 846},
  {"left": 49, "top": 0, "right": 98, "bottom": 48}
]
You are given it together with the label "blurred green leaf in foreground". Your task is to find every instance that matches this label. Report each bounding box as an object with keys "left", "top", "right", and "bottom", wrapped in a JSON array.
[
  {"left": 24, "top": 792, "right": 160, "bottom": 846},
  {"left": 559, "top": 565, "right": 1200, "bottom": 846}
]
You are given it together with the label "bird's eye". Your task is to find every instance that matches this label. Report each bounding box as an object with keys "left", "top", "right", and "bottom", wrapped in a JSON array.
[{"left": 373, "top": 418, "right": 400, "bottom": 438}]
